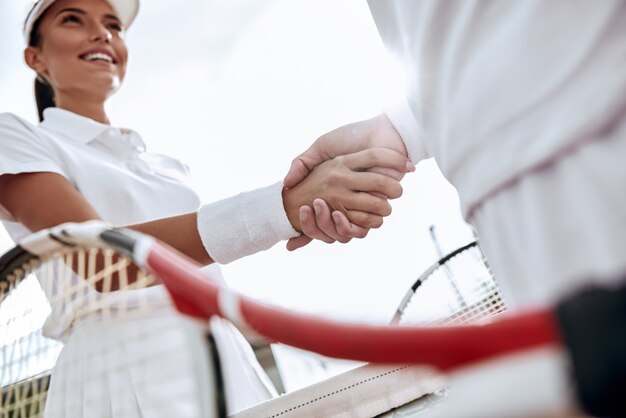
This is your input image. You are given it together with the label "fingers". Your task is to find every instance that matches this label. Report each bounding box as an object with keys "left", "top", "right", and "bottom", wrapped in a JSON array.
[
  {"left": 343, "top": 209, "right": 385, "bottom": 229},
  {"left": 368, "top": 166, "right": 405, "bottom": 182},
  {"left": 307, "top": 200, "right": 351, "bottom": 244},
  {"left": 287, "top": 206, "right": 378, "bottom": 251},
  {"left": 332, "top": 211, "right": 370, "bottom": 238},
  {"left": 344, "top": 172, "right": 404, "bottom": 200},
  {"left": 295, "top": 200, "right": 373, "bottom": 246},
  {"left": 333, "top": 191, "right": 390, "bottom": 218},
  {"left": 341, "top": 148, "right": 414, "bottom": 174},
  {"left": 305, "top": 199, "right": 377, "bottom": 240},
  {"left": 299, "top": 204, "right": 335, "bottom": 244},
  {"left": 286, "top": 235, "right": 312, "bottom": 251},
  {"left": 313, "top": 200, "right": 352, "bottom": 243}
]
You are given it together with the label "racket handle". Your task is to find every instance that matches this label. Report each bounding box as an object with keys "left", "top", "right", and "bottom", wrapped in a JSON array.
[{"left": 556, "top": 283, "right": 626, "bottom": 418}]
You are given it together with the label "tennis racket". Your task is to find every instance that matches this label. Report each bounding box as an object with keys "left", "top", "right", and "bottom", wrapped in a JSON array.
[
  {"left": 141, "top": 229, "right": 577, "bottom": 418},
  {"left": 391, "top": 240, "right": 506, "bottom": 326},
  {"left": 139, "top": 223, "right": 570, "bottom": 416},
  {"left": 79, "top": 223, "right": 558, "bottom": 368},
  {"left": 0, "top": 221, "right": 225, "bottom": 418},
  {"left": 0, "top": 222, "right": 570, "bottom": 417}
]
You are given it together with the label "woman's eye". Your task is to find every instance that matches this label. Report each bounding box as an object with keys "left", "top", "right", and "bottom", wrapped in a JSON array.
[
  {"left": 107, "top": 22, "right": 123, "bottom": 32},
  {"left": 61, "top": 14, "right": 81, "bottom": 24}
]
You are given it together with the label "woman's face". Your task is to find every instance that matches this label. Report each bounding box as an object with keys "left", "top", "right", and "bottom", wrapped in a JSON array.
[{"left": 26, "top": 0, "right": 129, "bottom": 101}]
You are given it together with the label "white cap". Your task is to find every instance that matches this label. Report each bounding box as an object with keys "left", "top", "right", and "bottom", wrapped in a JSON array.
[{"left": 24, "top": 0, "right": 139, "bottom": 43}]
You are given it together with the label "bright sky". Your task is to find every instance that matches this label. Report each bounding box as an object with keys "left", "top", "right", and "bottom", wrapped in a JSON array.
[{"left": 0, "top": 0, "right": 473, "bottom": 324}]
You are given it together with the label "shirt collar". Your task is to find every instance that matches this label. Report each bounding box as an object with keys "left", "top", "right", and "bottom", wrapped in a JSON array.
[
  {"left": 39, "top": 108, "right": 146, "bottom": 151},
  {"left": 40, "top": 108, "right": 111, "bottom": 144}
]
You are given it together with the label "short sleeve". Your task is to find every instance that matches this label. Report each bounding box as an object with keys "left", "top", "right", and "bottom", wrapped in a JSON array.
[
  {"left": 0, "top": 113, "right": 66, "bottom": 221},
  {"left": 383, "top": 100, "right": 429, "bottom": 164}
]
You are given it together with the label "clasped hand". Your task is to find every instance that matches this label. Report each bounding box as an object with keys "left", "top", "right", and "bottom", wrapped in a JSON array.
[{"left": 282, "top": 114, "right": 413, "bottom": 250}]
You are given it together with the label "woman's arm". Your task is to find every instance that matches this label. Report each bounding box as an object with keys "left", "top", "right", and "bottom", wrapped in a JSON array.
[
  {"left": 0, "top": 171, "right": 214, "bottom": 264},
  {"left": 0, "top": 171, "right": 101, "bottom": 229},
  {"left": 0, "top": 171, "right": 183, "bottom": 291},
  {"left": 0, "top": 147, "right": 409, "bottom": 265},
  {"left": 195, "top": 148, "right": 410, "bottom": 264}
]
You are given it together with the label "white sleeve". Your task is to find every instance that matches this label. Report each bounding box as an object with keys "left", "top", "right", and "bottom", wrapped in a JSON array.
[
  {"left": 0, "top": 113, "right": 66, "bottom": 221},
  {"left": 196, "top": 182, "right": 299, "bottom": 264},
  {"left": 383, "top": 100, "right": 429, "bottom": 164}
]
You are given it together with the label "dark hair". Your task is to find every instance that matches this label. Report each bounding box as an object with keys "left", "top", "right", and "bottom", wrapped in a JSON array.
[
  {"left": 34, "top": 77, "right": 55, "bottom": 122},
  {"left": 27, "top": 11, "right": 56, "bottom": 122}
]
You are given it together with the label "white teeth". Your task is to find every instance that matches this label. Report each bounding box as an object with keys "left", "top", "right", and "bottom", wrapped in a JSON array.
[{"left": 83, "top": 52, "right": 113, "bottom": 63}]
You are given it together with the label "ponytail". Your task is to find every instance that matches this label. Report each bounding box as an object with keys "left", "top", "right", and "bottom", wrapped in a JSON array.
[
  {"left": 34, "top": 77, "right": 55, "bottom": 122},
  {"left": 28, "top": 11, "right": 55, "bottom": 122}
]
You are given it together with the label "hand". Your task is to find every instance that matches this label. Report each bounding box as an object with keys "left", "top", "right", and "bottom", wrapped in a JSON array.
[
  {"left": 284, "top": 113, "right": 414, "bottom": 189},
  {"left": 284, "top": 114, "right": 414, "bottom": 250},
  {"left": 282, "top": 148, "right": 409, "bottom": 234},
  {"left": 286, "top": 200, "right": 368, "bottom": 251}
]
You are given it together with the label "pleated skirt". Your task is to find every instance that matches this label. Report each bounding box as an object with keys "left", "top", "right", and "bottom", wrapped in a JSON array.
[{"left": 44, "top": 305, "right": 276, "bottom": 417}]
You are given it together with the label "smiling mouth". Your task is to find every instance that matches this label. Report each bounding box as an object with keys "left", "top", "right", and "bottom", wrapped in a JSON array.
[{"left": 80, "top": 52, "right": 116, "bottom": 64}]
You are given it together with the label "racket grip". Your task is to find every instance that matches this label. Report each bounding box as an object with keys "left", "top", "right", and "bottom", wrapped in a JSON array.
[{"left": 556, "top": 283, "right": 626, "bottom": 418}]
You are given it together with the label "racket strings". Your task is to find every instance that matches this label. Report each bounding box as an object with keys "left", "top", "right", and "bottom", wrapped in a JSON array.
[
  {"left": 0, "top": 258, "right": 40, "bottom": 304},
  {"left": 398, "top": 244, "right": 506, "bottom": 326},
  {"left": 1, "top": 269, "right": 58, "bottom": 417},
  {"left": 0, "top": 247, "right": 173, "bottom": 418},
  {"left": 1, "top": 373, "right": 49, "bottom": 418},
  {"left": 39, "top": 248, "right": 158, "bottom": 324}
]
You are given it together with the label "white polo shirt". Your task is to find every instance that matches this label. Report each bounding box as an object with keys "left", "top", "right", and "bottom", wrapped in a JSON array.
[
  {"left": 0, "top": 108, "right": 201, "bottom": 240},
  {"left": 0, "top": 108, "right": 207, "bottom": 337},
  {"left": 0, "top": 108, "right": 281, "bottom": 412}
]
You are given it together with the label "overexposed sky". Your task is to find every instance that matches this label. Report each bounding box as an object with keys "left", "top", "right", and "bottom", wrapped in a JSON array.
[{"left": 0, "top": 0, "right": 472, "bottom": 323}]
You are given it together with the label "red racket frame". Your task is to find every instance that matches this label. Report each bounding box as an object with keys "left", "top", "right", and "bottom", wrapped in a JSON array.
[{"left": 147, "top": 242, "right": 563, "bottom": 371}]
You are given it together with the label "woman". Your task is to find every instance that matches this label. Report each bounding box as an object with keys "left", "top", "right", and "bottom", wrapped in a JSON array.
[{"left": 0, "top": 0, "right": 412, "bottom": 416}]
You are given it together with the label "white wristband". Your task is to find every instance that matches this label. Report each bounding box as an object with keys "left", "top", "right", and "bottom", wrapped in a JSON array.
[
  {"left": 384, "top": 99, "right": 429, "bottom": 164},
  {"left": 197, "top": 182, "right": 299, "bottom": 264}
]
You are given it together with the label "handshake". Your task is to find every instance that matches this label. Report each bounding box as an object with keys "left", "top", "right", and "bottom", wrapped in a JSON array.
[{"left": 281, "top": 113, "right": 415, "bottom": 251}]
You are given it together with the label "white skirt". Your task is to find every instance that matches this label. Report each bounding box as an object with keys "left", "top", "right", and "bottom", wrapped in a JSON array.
[
  {"left": 471, "top": 117, "right": 626, "bottom": 308},
  {"left": 44, "top": 305, "right": 276, "bottom": 417}
]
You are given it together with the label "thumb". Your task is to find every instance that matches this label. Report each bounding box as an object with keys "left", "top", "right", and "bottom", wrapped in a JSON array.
[
  {"left": 284, "top": 121, "right": 363, "bottom": 187},
  {"left": 283, "top": 157, "right": 311, "bottom": 188},
  {"left": 286, "top": 235, "right": 313, "bottom": 251}
]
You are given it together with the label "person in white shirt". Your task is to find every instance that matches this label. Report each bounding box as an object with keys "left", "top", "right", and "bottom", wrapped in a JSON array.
[
  {"left": 0, "top": 0, "right": 412, "bottom": 416},
  {"left": 283, "top": 4, "right": 626, "bottom": 415},
  {"left": 286, "top": 0, "right": 626, "bottom": 310}
]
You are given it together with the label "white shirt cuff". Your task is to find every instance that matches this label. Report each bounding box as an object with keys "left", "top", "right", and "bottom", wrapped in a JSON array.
[
  {"left": 383, "top": 100, "right": 429, "bottom": 164},
  {"left": 197, "top": 182, "right": 299, "bottom": 264}
]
